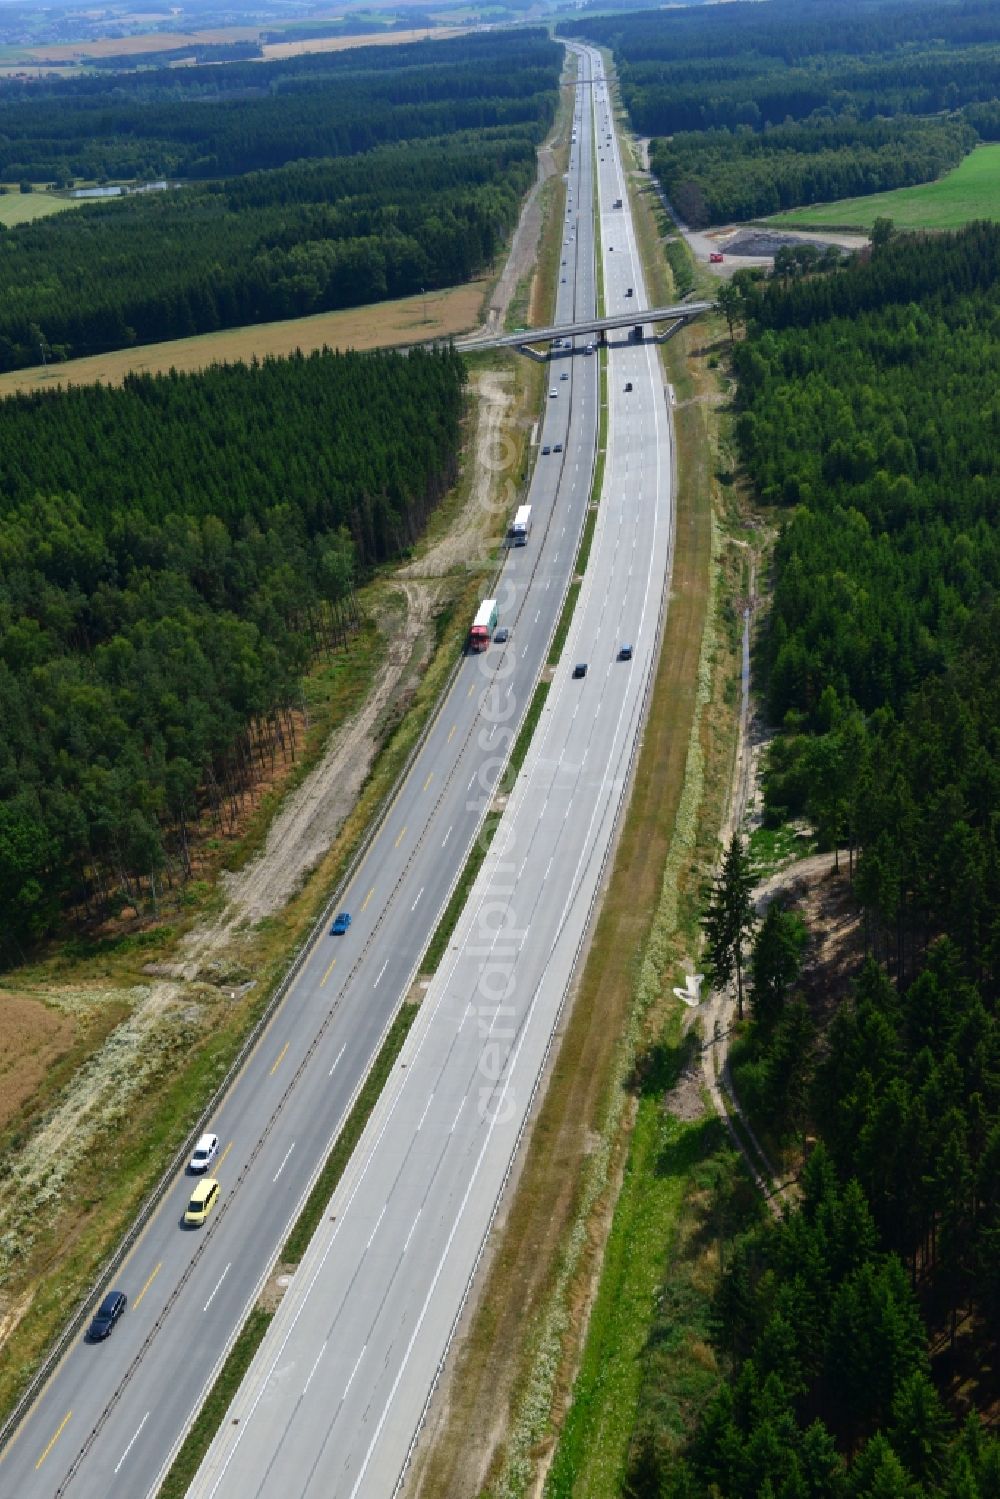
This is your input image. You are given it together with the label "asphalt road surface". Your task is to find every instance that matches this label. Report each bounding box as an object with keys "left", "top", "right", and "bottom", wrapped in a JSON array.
[
  {"left": 0, "top": 47, "right": 605, "bottom": 1499},
  {"left": 187, "top": 43, "right": 675, "bottom": 1499}
]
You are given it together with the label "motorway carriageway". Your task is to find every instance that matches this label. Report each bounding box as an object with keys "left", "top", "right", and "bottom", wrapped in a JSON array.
[
  {"left": 0, "top": 45, "right": 602, "bottom": 1499},
  {"left": 187, "top": 42, "right": 675, "bottom": 1499}
]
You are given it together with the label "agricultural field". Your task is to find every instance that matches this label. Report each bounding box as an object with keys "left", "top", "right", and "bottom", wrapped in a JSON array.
[
  {"left": 0, "top": 190, "right": 79, "bottom": 226},
  {"left": 770, "top": 141, "right": 1000, "bottom": 230},
  {"left": 0, "top": 277, "right": 487, "bottom": 398}
]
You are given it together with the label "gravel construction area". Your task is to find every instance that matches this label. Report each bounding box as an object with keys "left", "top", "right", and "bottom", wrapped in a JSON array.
[{"left": 722, "top": 228, "right": 847, "bottom": 257}]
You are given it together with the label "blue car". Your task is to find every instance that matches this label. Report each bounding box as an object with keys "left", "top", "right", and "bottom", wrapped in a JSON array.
[{"left": 330, "top": 912, "right": 352, "bottom": 935}]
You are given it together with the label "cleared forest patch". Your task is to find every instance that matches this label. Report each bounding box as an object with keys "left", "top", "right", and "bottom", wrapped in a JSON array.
[{"left": 0, "top": 994, "right": 76, "bottom": 1135}]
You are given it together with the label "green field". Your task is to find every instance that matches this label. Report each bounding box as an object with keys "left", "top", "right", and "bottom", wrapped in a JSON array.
[
  {"left": 770, "top": 142, "right": 1000, "bottom": 230},
  {"left": 0, "top": 190, "right": 80, "bottom": 226}
]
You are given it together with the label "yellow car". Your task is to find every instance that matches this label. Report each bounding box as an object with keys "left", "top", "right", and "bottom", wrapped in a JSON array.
[{"left": 184, "top": 1177, "right": 219, "bottom": 1227}]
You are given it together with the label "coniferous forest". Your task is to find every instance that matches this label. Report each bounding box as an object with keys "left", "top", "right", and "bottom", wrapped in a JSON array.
[
  {"left": 0, "top": 347, "right": 465, "bottom": 960},
  {"left": 0, "top": 31, "right": 560, "bottom": 367},
  {"left": 623, "top": 223, "right": 1000, "bottom": 1498}
]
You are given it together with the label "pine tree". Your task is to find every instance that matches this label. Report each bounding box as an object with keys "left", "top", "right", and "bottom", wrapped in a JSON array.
[{"left": 703, "top": 832, "right": 756, "bottom": 1019}]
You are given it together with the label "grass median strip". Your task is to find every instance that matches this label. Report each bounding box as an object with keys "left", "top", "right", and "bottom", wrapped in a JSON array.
[
  {"left": 544, "top": 98, "right": 608, "bottom": 675},
  {"left": 158, "top": 1307, "right": 273, "bottom": 1499}
]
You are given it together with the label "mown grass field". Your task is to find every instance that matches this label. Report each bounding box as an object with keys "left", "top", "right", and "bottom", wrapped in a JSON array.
[
  {"left": 0, "top": 190, "right": 79, "bottom": 226},
  {"left": 770, "top": 141, "right": 1000, "bottom": 230}
]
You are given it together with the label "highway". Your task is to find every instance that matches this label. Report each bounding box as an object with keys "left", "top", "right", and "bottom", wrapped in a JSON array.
[
  {"left": 0, "top": 49, "right": 603, "bottom": 1499},
  {"left": 187, "top": 43, "right": 675, "bottom": 1499}
]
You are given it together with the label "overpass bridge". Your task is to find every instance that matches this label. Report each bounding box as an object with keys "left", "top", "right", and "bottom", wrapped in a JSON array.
[{"left": 454, "top": 300, "right": 713, "bottom": 359}]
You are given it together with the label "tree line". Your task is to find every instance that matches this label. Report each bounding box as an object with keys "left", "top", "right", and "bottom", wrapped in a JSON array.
[
  {"left": 561, "top": 1, "right": 1000, "bottom": 136},
  {"left": 650, "top": 115, "right": 975, "bottom": 229},
  {"left": 0, "top": 31, "right": 561, "bottom": 182},
  {"left": 0, "top": 126, "right": 544, "bottom": 369},
  {"left": 0, "top": 345, "right": 465, "bottom": 961},
  {"left": 623, "top": 221, "right": 1000, "bottom": 1496}
]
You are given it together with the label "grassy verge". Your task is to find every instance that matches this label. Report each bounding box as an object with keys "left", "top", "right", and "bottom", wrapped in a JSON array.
[
  {"left": 549, "top": 1092, "right": 761, "bottom": 1495},
  {"left": 546, "top": 1073, "right": 723, "bottom": 1497},
  {"left": 283, "top": 1003, "right": 418, "bottom": 1263},
  {"left": 158, "top": 1307, "right": 273, "bottom": 1499}
]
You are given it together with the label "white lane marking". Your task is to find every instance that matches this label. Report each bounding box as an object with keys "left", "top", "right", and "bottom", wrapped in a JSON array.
[
  {"left": 344, "top": 1345, "right": 366, "bottom": 1400},
  {"left": 303, "top": 1341, "right": 327, "bottom": 1396},
  {"left": 329, "top": 1043, "right": 346, "bottom": 1077},
  {"left": 114, "top": 1412, "right": 149, "bottom": 1474},
  {"left": 450, "top": 1099, "right": 465, "bottom": 1134},
  {"left": 417, "top": 1093, "right": 434, "bottom": 1130},
  {"left": 411, "top": 886, "right": 424, "bottom": 912},
  {"left": 544, "top": 856, "right": 554, "bottom": 881},
  {"left": 467, "top": 774, "right": 476, "bottom": 791},
  {"left": 535, "top": 609, "right": 541, "bottom": 623},
  {"left": 272, "top": 1144, "right": 295, "bottom": 1183},
  {"left": 204, "top": 1263, "right": 232, "bottom": 1312},
  {"left": 442, "top": 823, "right": 453, "bottom": 847},
  {"left": 366, "top": 1203, "right": 387, "bottom": 1250},
  {"left": 374, "top": 959, "right": 388, "bottom": 988},
  {"left": 403, "top": 1210, "right": 421, "bottom": 1253}
]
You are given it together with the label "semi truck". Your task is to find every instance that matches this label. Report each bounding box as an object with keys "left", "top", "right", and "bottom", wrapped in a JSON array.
[
  {"left": 509, "top": 505, "right": 532, "bottom": 546},
  {"left": 469, "top": 598, "right": 498, "bottom": 652}
]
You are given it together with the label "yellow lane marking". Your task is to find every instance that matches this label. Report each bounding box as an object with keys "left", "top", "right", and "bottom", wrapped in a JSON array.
[
  {"left": 361, "top": 887, "right": 374, "bottom": 912},
  {"left": 423, "top": 772, "right": 434, "bottom": 792},
  {"left": 270, "top": 1042, "right": 289, "bottom": 1076},
  {"left": 132, "top": 1262, "right": 162, "bottom": 1311},
  {"left": 447, "top": 723, "right": 457, "bottom": 744},
  {"left": 218, "top": 1140, "right": 234, "bottom": 1169},
  {"left": 394, "top": 826, "right": 407, "bottom": 848},
  {"left": 36, "top": 1412, "right": 72, "bottom": 1471},
  {"left": 320, "top": 955, "right": 337, "bottom": 986}
]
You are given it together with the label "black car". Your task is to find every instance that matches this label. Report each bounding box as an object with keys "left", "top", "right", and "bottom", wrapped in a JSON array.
[
  {"left": 618, "top": 644, "right": 633, "bottom": 661},
  {"left": 572, "top": 662, "right": 588, "bottom": 679},
  {"left": 494, "top": 627, "right": 510, "bottom": 644},
  {"left": 87, "top": 1290, "right": 127, "bottom": 1341}
]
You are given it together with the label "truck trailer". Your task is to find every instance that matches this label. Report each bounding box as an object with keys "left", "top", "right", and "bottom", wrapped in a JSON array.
[
  {"left": 509, "top": 505, "right": 532, "bottom": 546},
  {"left": 469, "top": 598, "right": 498, "bottom": 651}
]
